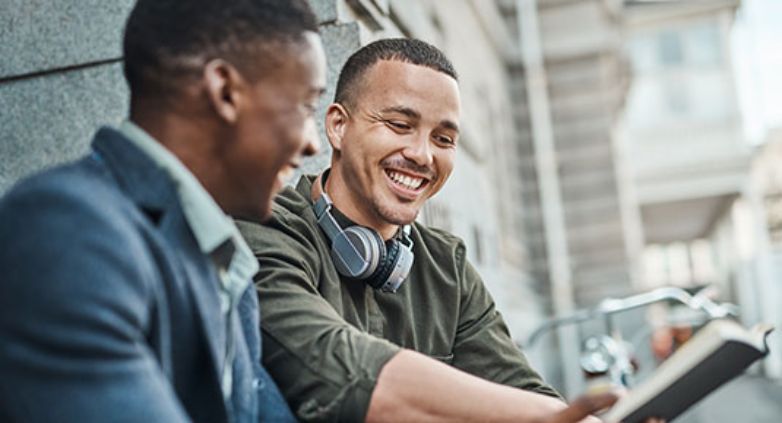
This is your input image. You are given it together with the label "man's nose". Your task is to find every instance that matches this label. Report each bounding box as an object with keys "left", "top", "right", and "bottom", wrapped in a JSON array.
[
  {"left": 402, "top": 133, "right": 433, "bottom": 166},
  {"left": 302, "top": 119, "right": 321, "bottom": 157}
]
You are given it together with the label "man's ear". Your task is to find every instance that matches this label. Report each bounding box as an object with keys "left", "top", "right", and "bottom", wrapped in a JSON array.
[
  {"left": 203, "top": 59, "right": 244, "bottom": 124},
  {"left": 325, "top": 103, "right": 349, "bottom": 152}
]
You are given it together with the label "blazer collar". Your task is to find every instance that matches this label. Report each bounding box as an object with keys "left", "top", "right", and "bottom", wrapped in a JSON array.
[{"left": 91, "top": 126, "right": 178, "bottom": 214}]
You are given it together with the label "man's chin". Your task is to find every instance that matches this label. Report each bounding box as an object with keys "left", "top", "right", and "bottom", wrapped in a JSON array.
[{"left": 378, "top": 205, "right": 419, "bottom": 227}]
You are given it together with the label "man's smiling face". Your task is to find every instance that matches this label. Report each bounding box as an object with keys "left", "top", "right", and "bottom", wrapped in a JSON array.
[{"left": 326, "top": 59, "right": 460, "bottom": 236}]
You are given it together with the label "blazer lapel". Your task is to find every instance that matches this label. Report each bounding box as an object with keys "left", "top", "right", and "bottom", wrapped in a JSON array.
[
  {"left": 91, "top": 127, "right": 227, "bottom": 391},
  {"left": 159, "top": 208, "right": 227, "bottom": 390}
]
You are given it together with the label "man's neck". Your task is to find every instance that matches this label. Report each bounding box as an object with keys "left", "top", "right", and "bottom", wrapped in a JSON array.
[{"left": 130, "top": 111, "right": 230, "bottom": 214}]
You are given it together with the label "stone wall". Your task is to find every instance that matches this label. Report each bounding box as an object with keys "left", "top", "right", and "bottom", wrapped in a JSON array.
[{"left": 0, "top": 0, "right": 134, "bottom": 191}]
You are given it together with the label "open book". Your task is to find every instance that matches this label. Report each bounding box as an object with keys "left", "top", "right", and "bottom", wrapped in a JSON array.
[{"left": 601, "top": 319, "right": 773, "bottom": 423}]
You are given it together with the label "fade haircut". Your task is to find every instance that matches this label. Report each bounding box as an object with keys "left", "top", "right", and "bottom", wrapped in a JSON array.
[
  {"left": 123, "top": 0, "right": 318, "bottom": 98},
  {"left": 334, "top": 38, "right": 458, "bottom": 106}
]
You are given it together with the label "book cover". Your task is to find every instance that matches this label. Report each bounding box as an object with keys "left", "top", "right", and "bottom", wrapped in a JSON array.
[{"left": 601, "top": 319, "right": 773, "bottom": 423}]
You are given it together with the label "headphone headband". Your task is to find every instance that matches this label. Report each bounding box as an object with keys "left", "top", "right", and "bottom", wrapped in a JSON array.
[{"left": 312, "top": 192, "right": 343, "bottom": 241}]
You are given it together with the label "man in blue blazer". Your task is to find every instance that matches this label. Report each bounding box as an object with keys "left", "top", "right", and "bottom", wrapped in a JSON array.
[{"left": 0, "top": 0, "right": 326, "bottom": 422}]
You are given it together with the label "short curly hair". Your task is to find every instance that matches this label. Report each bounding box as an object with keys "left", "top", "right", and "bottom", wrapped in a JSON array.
[
  {"left": 334, "top": 38, "right": 458, "bottom": 106},
  {"left": 123, "top": 0, "right": 318, "bottom": 98}
]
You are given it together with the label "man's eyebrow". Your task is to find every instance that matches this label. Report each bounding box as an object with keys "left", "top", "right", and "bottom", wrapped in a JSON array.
[
  {"left": 440, "top": 119, "right": 460, "bottom": 133},
  {"left": 311, "top": 87, "right": 326, "bottom": 96},
  {"left": 380, "top": 106, "right": 421, "bottom": 120}
]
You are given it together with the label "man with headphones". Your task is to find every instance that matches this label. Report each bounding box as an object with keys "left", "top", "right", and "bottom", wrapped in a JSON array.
[{"left": 237, "top": 39, "right": 632, "bottom": 423}]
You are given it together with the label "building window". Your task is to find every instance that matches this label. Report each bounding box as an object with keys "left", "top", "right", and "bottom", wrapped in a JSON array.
[
  {"left": 688, "top": 22, "right": 722, "bottom": 66},
  {"left": 658, "top": 31, "right": 683, "bottom": 66}
]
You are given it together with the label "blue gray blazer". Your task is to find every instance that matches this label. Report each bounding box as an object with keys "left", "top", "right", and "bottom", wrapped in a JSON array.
[{"left": 0, "top": 128, "right": 294, "bottom": 422}]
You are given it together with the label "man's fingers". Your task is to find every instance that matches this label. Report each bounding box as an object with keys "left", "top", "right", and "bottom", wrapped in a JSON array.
[{"left": 545, "top": 392, "right": 619, "bottom": 423}]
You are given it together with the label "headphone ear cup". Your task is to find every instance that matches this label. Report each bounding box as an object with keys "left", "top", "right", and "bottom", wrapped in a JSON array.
[
  {"left": 366, "top": 239, "right": 400, "bottom": 290},
  {"left": 330, "top": 225, "right": 385, "bottom": 279}
]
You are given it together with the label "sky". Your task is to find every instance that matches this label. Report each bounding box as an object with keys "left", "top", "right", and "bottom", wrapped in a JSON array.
[{"left": 732, "top": 0, "right": 782, "bottom": 145}]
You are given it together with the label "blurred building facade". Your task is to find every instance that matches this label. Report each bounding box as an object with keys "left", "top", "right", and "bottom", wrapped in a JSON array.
[
  {"left": 517, "top": 0, "right": 639, "bottom": 308},
  {"left": 621, "top": 0, "right": 782, "bottom": 380},
  {"left": 501, "top": 0, "right": 642, "bottom": 394},
  {"left": 622, "top": 0, "right": 747, "bottom": 289}
]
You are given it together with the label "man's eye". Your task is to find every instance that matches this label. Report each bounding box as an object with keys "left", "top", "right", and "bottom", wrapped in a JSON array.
[
  {"left": 435, "top": 134, "right": 455, "bottom": 145},
  {"left": 386, "top": 121, "right": 411, "bottom": 131}
]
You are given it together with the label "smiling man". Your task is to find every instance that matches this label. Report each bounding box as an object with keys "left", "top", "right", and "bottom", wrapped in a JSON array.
[
  {"left": 0, "top": 1, "right": 325, "bottom": 422},
  {"left": 235, "top": 38, "right": 627, "bottom": 423}
]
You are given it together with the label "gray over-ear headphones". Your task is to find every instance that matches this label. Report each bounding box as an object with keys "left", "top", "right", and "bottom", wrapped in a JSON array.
[{"left": 312, "top": 177, "right": 414, "bottom": 293}]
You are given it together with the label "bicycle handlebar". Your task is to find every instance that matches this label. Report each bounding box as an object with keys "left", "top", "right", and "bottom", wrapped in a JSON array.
[{"left": 525, "top": 286, "right": 738, "bottom": 347}]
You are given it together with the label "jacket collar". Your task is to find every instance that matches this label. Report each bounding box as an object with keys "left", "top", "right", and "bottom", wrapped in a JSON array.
[{"left": 91, "top": 126, "right": 178, "bottom": 214}]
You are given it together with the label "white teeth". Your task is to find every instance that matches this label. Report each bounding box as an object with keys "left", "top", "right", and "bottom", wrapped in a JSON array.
[{"left": 387, "top": 170, "right": 424, "bottom": 190}]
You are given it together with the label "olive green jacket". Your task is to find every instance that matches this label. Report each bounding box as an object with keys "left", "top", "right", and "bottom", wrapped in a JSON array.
[{"left": 237, "top": 175, "right": 558, "bottom": 422}]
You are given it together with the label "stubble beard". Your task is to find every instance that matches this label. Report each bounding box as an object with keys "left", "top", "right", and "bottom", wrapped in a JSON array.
[{"left": 372, "top": 195, "right": 419, "bottom": 227}]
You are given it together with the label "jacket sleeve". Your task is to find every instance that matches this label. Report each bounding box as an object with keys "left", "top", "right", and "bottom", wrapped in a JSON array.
[
  {"left": 237, "top": 218, "right": 401, "bottom": 423},
  {"left": 450, "top": 242, "right": 562, "bottom": 399},
  {"left": 0, "top": 179, "right": 190, "bottom": 423}
]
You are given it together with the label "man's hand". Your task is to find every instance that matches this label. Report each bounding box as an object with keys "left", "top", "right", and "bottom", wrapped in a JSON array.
[{"left": 541, "top": 392, "right": 665, "bottom": 423}]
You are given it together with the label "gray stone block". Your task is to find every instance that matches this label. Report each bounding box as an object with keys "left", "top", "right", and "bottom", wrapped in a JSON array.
[
  {"left": 308, "top": 0, "right": 339, "bottom": 24},
  {"left": 0, "top": 8, "right": 363, "bottom": 189},
  {"left": 0, "top": 63, "right": 129, "bottom": 193},
  {"left": 0, "top": 0, "right": 134, "bottom": 79},
  {"left": 297, "top": 22, "right": 362, "bottom": 177},
  {"left": 345, "top": 0, "right": 387, "bottom": 30},
  {"left": 321, "top": 22, "right": 362, "bottom": 84}
]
